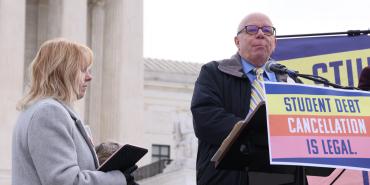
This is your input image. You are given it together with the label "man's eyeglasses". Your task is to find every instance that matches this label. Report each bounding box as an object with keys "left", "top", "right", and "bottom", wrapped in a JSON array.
[{"left": 237, "top": 25, "right": 276, "bottom": 36}]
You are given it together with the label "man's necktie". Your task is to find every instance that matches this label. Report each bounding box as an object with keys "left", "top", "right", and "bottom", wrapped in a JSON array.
[{"left": 249, "top": 68, "right": 265, "bottom": 114}]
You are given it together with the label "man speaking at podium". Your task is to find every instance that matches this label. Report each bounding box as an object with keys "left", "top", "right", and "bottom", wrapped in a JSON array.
[{"left": 191, "top": 12, "right": 302, "bottom": 185}]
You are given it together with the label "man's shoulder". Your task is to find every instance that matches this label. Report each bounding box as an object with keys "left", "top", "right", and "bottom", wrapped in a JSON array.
[
  {"left": 202, "top": 60, "right": 220, "bottom": 68},
  {"left": 201, "top": 56, "right": 239, "bottom": 72}
]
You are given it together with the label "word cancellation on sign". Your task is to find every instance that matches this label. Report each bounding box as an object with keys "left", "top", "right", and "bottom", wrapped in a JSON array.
[
  {"left": 281, "top": 96, "right": 367, "bottom": 156},
  {"left": 283, "top": 96, "right": 364, "bottom": 134}
]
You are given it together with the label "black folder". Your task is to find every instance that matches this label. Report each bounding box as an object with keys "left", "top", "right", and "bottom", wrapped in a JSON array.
[{"left": 98, "top": 144, "right": 148, "bottom": 172}]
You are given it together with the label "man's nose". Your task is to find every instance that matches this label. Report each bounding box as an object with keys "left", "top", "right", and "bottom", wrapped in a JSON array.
[{"left": 256, "top": 28, "right": 265, "bottom": 38}]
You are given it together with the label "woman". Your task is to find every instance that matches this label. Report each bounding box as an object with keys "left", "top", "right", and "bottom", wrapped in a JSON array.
[{"left": 12, "top": 38, "right": 130, "bottom": 185}]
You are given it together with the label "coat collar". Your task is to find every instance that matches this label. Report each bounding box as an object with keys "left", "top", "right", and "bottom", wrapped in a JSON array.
[
  {"left": 218, "top": 53, "right": 245, "bottom": 78},
  {"left": 217, "top": 53, "right": 288, "bottom": 82},
  {"left": 55, "top": 99, "right": 100, "bottom": 168}
]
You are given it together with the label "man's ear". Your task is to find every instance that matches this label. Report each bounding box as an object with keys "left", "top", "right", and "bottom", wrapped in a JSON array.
[
  {"left": 234, "top": 36, "right": 240, "bottom": 48},
  {"left": 272, "top": 37, "right": 277, "bottom": 52}
]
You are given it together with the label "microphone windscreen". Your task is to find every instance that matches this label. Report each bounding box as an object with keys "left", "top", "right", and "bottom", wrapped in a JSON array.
[{"left": 264, "top": 60, "right": 276, "bottom": 73}]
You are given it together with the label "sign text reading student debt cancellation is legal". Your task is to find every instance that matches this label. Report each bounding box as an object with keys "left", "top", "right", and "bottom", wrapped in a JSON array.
[{"left": 264, "top": 82, "right": 370, "bottom": 170}]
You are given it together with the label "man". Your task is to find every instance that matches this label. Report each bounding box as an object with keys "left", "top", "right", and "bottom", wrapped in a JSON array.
[{"left": 191, "top": 12, "right": 301, "bottom": 185}]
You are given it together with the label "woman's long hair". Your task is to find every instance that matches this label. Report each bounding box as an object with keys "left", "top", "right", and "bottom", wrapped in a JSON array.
[{"left": 17, "top": 38, "right": 93, "bottom": 110}]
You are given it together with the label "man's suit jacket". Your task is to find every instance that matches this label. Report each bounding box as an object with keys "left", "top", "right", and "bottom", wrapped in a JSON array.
[{"left": 12, "top": 98, "right": 126, "bottom": 185}]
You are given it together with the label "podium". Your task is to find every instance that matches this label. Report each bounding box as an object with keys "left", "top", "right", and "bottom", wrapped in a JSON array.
[{"left": 211, "top": 102, "right": 334, "bottom": 184}]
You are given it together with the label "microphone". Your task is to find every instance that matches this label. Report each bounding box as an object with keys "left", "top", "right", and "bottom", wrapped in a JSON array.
[{"left": 265, "top": 60, "right": 297, "bottom": 75}]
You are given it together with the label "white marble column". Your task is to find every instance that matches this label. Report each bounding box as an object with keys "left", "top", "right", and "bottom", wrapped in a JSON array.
[
  {"left": 87, "top": 0, "right": 106, "bottom": 143},
  {"left": 48, "top": 0, "right": 88, "bottom": 119},
  {"left": 101, "top": 0, "right": 146, "bottom": 148},
  {"left": 24, "top": 0, "right": 42, "bottom": 86},
  {"left": 48, "top": 0, "right": 87, "bottom": 42},
  {"left": 0, "top": 0, "right": 26, "bottom": 184}
]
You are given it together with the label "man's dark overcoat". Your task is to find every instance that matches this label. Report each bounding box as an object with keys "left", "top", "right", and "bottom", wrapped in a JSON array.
[{"left": 191, "top": 54, "right": 301, "bottom": 185}]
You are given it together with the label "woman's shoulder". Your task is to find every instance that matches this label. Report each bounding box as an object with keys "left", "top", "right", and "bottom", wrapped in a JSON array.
[
  {"left": 31, "top": 98, "right": 65, "bottom": 111},
  {"left": 25, "top": 98, "right": 70, "bottom": 121},
  {"left": 26, "top": 98, "right": 76, "bottom": 131},
  {"left": 15, "top": 98, "right": 73, "bottom": 133}
]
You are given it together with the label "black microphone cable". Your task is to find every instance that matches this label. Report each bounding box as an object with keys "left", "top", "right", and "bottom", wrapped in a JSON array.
[{"left": 329, "top": 169, "right": 346, "bottom": 185}]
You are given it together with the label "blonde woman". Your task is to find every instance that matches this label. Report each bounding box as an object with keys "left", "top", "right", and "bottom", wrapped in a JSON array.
[{"left": 12, "top": 38, "right": 134, "bottom": 185}]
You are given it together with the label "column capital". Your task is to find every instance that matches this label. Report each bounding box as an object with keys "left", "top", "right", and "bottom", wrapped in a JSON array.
[{"left": 89, "top": 0, "right": 105, "bottom": 6}]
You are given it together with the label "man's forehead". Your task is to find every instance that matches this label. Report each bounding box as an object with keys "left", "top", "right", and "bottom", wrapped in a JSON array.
[
  {"left": 237, "top": 13, "right": 273, "bottom": 32},
  {"left": 243, "top": 15, "right": 272, "bottom": 25}
]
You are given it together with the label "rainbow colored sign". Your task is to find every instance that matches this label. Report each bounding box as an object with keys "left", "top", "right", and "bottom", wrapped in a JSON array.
[{"left": 264, "top": 82, "right": 370, "bottom": 170}]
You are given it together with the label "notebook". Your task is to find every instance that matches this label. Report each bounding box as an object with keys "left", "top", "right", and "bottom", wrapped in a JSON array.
[{"left": 98, "top": 144, "right": 148, "bottom": 172}]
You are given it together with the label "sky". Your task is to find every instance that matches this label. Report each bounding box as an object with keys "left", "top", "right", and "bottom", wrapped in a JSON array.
[{"left": 144, "top": 0, "right": 370, "bottom": 63}]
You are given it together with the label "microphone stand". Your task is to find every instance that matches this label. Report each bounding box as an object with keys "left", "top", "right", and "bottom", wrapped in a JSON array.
[{"left": 287, "top": 71, "right": 360, "bottom": 90}]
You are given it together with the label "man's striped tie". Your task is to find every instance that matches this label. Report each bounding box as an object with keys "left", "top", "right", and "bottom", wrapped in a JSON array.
[{"left": 249, "top": 68, "right": 265, "bottom": 114}]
